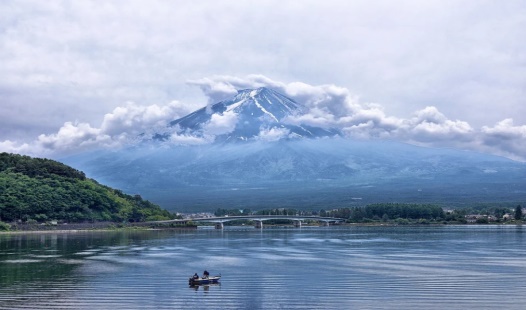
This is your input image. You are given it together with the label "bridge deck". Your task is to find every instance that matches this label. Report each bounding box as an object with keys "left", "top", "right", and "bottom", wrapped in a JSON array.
[{"left": 153, "top": 215, "right": 344, "bottom": 224}]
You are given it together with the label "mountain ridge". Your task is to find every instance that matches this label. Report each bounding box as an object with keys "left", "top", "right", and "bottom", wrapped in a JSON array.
[{"left": 163, "top": 87, "right": 340, "bottom": 142}]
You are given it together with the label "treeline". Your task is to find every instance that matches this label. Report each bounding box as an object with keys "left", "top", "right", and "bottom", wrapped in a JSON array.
[
  {"left": 0, "top": 153, "right": 175, "bottom": 224},
  {"left": 0, "top": 152, "right": 86, "bottom": 180},
  {"left": 214, "top": 208, "right": 253, "bottom": 217},
  {"left": 325, "top": 203, "right": 445, "bottom": 222},
  {"left": 214, "top": 203, "right": 452, "bottom": 223},
  {"left": 212, "top": 204, "right": 524, "bottom": 226}
]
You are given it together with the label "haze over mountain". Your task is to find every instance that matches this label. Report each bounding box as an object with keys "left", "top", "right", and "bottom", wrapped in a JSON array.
[{"left": 63, "top": 88, "right": 526, "bottom": 213}]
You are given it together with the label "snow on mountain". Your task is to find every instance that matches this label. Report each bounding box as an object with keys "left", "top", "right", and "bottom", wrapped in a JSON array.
[{"left": 163, "top": 87, "right": 340, "bottom": 142}]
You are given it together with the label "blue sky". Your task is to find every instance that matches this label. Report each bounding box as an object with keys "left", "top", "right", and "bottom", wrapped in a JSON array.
[{"left": 1, "top": 0, "right": 525, "bottom": 160}]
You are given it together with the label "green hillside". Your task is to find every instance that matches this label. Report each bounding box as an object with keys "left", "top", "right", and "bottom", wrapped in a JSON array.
[{"left": 0, "top": 152, "right": 174, "bottom": 224}]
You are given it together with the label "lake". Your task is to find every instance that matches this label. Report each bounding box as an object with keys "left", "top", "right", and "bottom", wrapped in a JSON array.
[{"left": 1, "top": 225, "right": 526, "bottom": 309}]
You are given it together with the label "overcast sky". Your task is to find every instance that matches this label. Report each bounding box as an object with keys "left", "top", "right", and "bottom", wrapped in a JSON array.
[{"left": 1, "top": 0, "right": 525, "bottom": 160}]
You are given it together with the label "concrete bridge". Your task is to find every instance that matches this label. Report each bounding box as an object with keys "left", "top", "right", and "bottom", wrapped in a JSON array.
[{"left": 155, "top": 215, "right": 344, "bottom": 229}]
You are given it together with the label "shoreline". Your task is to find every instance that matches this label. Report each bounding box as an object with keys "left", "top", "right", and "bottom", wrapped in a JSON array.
[
  {"left": 0, "top": 227, "right": 197, "bottom": 235},
  {"left": 0, "top": 221, "right": 198, "bottom": 235},
  {"left": 1, "top": 221, "right": 523, "bottom": 235}
]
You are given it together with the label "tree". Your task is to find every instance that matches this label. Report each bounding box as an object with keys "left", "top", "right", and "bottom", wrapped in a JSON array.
[{"left": 515, "top": 205, "right": 523, "bottom": 221}]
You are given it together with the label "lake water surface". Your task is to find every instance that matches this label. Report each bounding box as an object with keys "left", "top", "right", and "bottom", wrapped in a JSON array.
[{"left": 1, "top": 225, "right": 526, "bottom": 309}]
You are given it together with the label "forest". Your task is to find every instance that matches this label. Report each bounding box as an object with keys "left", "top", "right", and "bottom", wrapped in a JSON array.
[
  {"left": 214, "top": 203, "right": 522, "bottom": 225},
  {"left": 0, "top": 153, "right": 175, "bottom": 226}
]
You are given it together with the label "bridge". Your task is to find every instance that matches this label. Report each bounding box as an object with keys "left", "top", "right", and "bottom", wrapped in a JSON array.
[{"left": 154, "top": 215, "right": 345, "bottom": 229}]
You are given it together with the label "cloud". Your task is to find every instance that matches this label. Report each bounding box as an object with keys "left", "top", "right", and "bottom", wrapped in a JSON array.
[
  {"left": 338, "top": 105, "right": 403, "bottom": 139},
  {"left": 187, "top": 75, "right": 286, "bottom": 105},
  {"left": 202, "top": 110, "right": 238, "bottom": 136},
  {"left": 183, "top": 75, "right": 526, "bottom": 161},
  {"left": 1, "top": 74, "right": 526, "bottom": 162},
  {"left": 169, "top": 133, "right": 212, "bottom": 146},
  {"left": 400, "top": 106, "right": 474, "bottom": 143},
  {"left": 186, "top": 77, "right": 238, "bottom": 106},
  {"left": 2, "top": 0, "right": 525, "bottom": 149},
  {"left": 480, "top": 119, "right": 526, "bottom": 161},
  {"left": 257, "top": 127, "right": 291, "bottom": 142},
  {"left": 0, "top": 140, "right": 33, "bottom": 156},
  {"left": 101, "top": 101, "right": 191, "bottom": 136},
  {"left": 0, "top": 99, "right": 194, "bottom": 156},
  {"left": 37, "top": 122, "right": 109, "bottom": 150}
]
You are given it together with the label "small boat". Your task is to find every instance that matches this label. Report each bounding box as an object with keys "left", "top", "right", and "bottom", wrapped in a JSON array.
[{"left": 188, "top": 275, "right": 221, "bottom": 286}]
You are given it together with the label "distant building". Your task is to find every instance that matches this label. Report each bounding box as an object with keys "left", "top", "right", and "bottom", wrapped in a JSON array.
[{"left": 465, "top": 214, "right": 496, "bottom": 223}]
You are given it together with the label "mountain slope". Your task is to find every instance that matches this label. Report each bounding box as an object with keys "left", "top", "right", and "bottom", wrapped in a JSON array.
[
  {"left": 0, "top": 152, "right": 174, "bottom": 223},
  {"left": 63, "top": 139, "right": 526, "bottom": 212}
]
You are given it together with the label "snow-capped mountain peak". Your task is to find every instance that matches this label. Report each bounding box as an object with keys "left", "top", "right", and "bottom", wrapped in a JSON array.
[
  {"left": 166, "top": 87, "right": 339, "bottom": 142},
  {"left": 221, "top": 87, "right": 303, "bottom": 121}
]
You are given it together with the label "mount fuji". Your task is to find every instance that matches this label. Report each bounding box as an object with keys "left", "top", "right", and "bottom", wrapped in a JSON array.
[
  {"left": 155, "top": 87, "right": 340, "bottom": 142},
  {"left": 62, "top": 88, "right": 526, "bottom": 212}
]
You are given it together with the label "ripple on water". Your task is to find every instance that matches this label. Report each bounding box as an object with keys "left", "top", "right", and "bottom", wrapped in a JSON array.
[
  {"left": 2, "top": 227, "right": 526, "bottom": 310},
  {"left": 28, "top": 254, "right": 62, "bottom": 258},
  {"left": 2, "top": 259, "right": 42, "bottom": 263}
]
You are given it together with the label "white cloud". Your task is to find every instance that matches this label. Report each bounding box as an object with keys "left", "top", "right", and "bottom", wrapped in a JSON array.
[
  {"left": 101, "top": 101, "right": 191, "bottom": 136},
  {"left": 169, "top": 133, "right": 212, "bottom": 146},
  {"left": 188, "top": 75, "right": 287, "bottom": 106},
  {"left": 1, "top": 74, "right": 526, "bottom": 162},
  {"left": 187, "top": 77, "right": 239, "bottom": 106},
  {"left": 400, "top": 106, "right": 474, "bottom": 143},
  {"left": 339, "top": 105, "right": 403, "bottom": 139},
  {"left": 183, "top": 75, "right": 526, "bottom": 161},
  {"left": 482, "top": 119, "right": 526, "bottom": 140},
  {"left": 202, "top": 110, "right": 238, "bottom": 136},
  {"left": 36, "top": 122, "right": 115, "bottom": 153},
  {"left": 0, "top": 99, "right": 195, "bottom": 156},
  {"left": 1, "top": 0, "right": 525, "bottom": 148},
  {"left": 257, "top": 127, "right": 291, "bottom": 142},
  {"left": 0, "top": 140, "right": 34, "bottom": 156},
  {"left": 480, "top": 119, "right": 526, "bottom": 161}
]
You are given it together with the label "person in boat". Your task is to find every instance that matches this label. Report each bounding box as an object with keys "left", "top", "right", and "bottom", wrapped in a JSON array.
[
  {"left": 203, "top": 270, "right": 209, "bottom": 279},
  {"left": 192, "top": 273, "right": 199, "bottom": 280}
]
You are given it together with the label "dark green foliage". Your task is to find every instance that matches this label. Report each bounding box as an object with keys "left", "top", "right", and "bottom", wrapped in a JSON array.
[
  {"left": 0, "top": 152, "right": 86, "bottom": 180},
  {"left": 214, "top": 205, "right": 445, "bottom": 223},
  {"left": 0, "top": 221, "right": 10, "bottom": 231},
  {"left": 255, "top": 208, "right": 300, "bottom": 216},
  {"left": 476, "top": 217, "right": 489, "bottom": 224},
  {"left": 320, "top": 204, "right": 444, "bottom": 222},
  {"left": 214, "top": 208, "right": 252, "bottom": 216},
  {"left": 0, "top": 153, "right": 174, "bottom": 223},
  {"left": 515, "top": 205, "right": 522, "bottom": 220},
  {"left": 363, "top": 203, "right": 444, "bottom": 220}
]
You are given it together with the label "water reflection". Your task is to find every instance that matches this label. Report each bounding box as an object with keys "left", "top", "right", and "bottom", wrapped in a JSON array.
[
  {"left": 190, "top": 283, "right": 221, "bottom": 292},
  {"left": 1, "top": 226, "right": 526, "bottom": 309}
]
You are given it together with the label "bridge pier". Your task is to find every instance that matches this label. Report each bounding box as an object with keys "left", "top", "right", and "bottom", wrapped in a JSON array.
[
  {"left": 215, "top": 222, "right": 224, "bottom": 229},
  {"left": 254, "top": 220, "right": 263, "bottom": 229},
  {"left": 294, "top": 220, "right": 302, "bottom": 228},
  {"left": 320, "top": 221, "right": 330, "bottom": 227}
]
